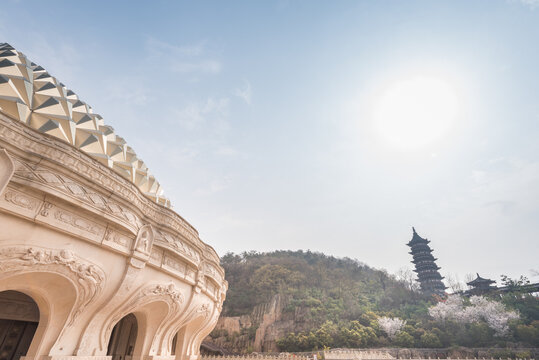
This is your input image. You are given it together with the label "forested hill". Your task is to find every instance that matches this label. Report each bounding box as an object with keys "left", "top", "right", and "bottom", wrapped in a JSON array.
[
  {"left": 221, "top": 250, "right": 422, "bottom": 318},
  {"left": 206, "top": 250, "right": 539, "bottom": 353}
]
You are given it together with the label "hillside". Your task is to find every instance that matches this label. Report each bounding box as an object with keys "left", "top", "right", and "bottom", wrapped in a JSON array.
[
  {"left": 205, "top": 251, "right": 539, "bottom": 353},
  {"left": 221, "top": 250, "right": 422, "bottom": 318}
]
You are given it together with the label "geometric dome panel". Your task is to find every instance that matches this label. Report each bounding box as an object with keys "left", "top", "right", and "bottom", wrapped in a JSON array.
[{"left": 0, "top": 43, "right": 170, "bottom": 207}]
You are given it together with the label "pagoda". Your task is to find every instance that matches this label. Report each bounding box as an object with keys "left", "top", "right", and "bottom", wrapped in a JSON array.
[
  {"left": 407, "top": 227, "right": 447, "bottom": 295},
  {"left": 466, "top": 273, "right": 496, "bottom": 295}
]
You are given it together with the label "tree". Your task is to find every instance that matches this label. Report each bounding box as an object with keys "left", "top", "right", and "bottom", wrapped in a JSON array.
[
  {"left": 428, "top": 295, "right": 465, "bottom": 323},
  {"left": 394, "top": 331, "right": 414, "bottom": 347},
  {"left": 464, "top": 273, "right": 475, "bottom": 290},
  {"left": 378, "top": 316, "right": 406, "bottom": 339},
  {"left": 515, "top": 323, "right": 539, "bottom": 345},
  {"left": 445, "top": 273, "right": 465, "bottom": 294},
  {"left": 467, "top": 296, "right": 519, "bottom": 336},
  {"left": 500, "top": 274, "right": 531, "bottom": 292},
  {"left": 395, "top": 267, "right": 420, "bottom": 292},
  {"left": 420, "top": 332, "right": 442, "bottom": 348},
  {"left": 428, "top": 295, "right": 519, "bottom": 336}
]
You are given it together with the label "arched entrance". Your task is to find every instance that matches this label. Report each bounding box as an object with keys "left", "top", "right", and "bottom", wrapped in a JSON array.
[
  {"left": 107, "top": 313, "right": 138, "bottom": 360},
  {"left": 0, "top": 291, "right": 39, "bottom": 360},
  {"left": 171, "top": 333, "right": 177, "bottom": 355}
]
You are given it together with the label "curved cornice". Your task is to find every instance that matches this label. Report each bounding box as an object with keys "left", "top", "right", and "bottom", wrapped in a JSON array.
[{"left": 0, "top": 112, "right": 225, "bottom": 285}]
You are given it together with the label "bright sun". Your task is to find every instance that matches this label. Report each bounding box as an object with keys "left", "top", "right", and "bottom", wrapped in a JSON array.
[{"left": 373, "top": 77, "right": 459, "bottom": 150}]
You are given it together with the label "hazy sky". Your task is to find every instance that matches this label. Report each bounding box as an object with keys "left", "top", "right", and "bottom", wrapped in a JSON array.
[{"left": 2, "top": 0, "right": 538, "bottom": 285}]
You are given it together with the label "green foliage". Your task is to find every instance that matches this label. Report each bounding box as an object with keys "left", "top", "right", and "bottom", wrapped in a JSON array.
[
  {"left": 394, "top": 331, "right": 414, "bottom": 347},
  {"left": 420, "top": 332, "right": 442, "bottom": 347},
  {"left": 220, "top": 251, "right": 539, "bottom": 350},
  {"left": 515, "top": 351, "right": 532, "bottom": 359},
  {"left": 209, "top": 328, "right": 229, "bottom": 339},
  {"left": 221, "top": 250, "right": 427, "bottom": 319},
  {"left": 514, "top": 322, "right": 539, "bottom": 345},
  {"left": 500, "top": 274, "right": 531, "bottom": 289}
]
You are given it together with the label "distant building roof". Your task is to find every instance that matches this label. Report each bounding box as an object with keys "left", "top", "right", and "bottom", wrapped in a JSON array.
[
  {"left": 467, "top": 273, "right": 496, "bottom": 287},
  {"left": 407, "top": 227, "right": 430, "bottom": 246}
]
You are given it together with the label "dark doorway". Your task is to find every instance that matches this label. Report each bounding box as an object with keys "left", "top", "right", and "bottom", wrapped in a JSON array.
[
  {"left": 0, "top": 291, "right": 39, "bottom": 360},
  {"left": 107, "top": 313, "right": 137, "bottom": 360},
  {"left": 171, "top": 333, "right": 177, "bottom": 355}
]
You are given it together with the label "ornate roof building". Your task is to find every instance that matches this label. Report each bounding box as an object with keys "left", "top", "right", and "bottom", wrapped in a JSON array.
[
  {"left": 466, "top": 274, "right": 496, "bottom": 295},
  {"left": 0, "top": 43, "right": 227, "bottom": 360},
  {"left": 407, "top": 227, "right": 446, "bottom": 296}
]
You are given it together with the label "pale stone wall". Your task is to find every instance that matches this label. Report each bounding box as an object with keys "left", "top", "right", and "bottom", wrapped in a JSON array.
[
  {"left": 324, "top": 349, "right": 394, "bottom": 360},
  {"left": 201, "top": 355, "right": 311, "bottom": 360},
  {"left": 0, "top": 112, "right": 228, "bottom": 360}
]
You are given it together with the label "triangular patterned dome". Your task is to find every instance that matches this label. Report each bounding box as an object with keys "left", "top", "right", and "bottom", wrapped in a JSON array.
[{"left": 0, "top": 43, "right": 170, "bottom": 207}]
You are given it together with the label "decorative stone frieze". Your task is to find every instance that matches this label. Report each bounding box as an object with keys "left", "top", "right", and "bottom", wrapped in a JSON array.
[
  {"left": 0, "top": 44, "right": 227, "bottom": 360},
  {"left": 0, "top": 149, "right": 15, "bottom": 195},
  {"left": 0, "top": 112, "right": 202, "bottom": 249},
  {"left": 0, "top": 246, "right": 106, "bottom": 326}
]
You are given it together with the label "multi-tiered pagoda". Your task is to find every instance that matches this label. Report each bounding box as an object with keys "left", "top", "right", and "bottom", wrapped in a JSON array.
[{"left": 407, "top": 227, "right": 447, "bottom": 296}]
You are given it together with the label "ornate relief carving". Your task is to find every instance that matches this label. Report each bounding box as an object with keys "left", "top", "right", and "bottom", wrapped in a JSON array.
[
  {"left": 0, "top": 116, "right": 227, "bottom": 268},
  {"left": 144, "top": 283, "right": 184, "bottom": 304},
  {"left": 204, "top": 262, "right": 222, "bottom": 283},
  {"left": 12, "top": 157, "right": 144, "bottom": 230},
  {"left": 40, "top": 201, "right": 53, "bottom": 216},
  {"left": 0, "top": 114, "right": 227, "bottom": 353},
  {"left": 198, "top": 303, "right": 211, "bottom": 319},
  {"left": 102, "top": 282, "right": 185, "bottom": 350},
  {"left": 0, "top": 246, "right": 105, "bottom": 326},
  {"left": 149, "top": 248, "right": 163, "bottom": 266},
  {"left": 156, "top": 230, "right": 201, "bottom": 264},
  {"left": 0, "top": 117, "right": 198, "bottom": 237},
  {"left": 134, "top": 224, "right": 154, "bottom": 254},
  {"left": 185, "top": 266, "right": 197, "bottom": 281},
  {"left": 206, "top": 281, "right": 217, "bottom": 297},
  {"left": 163, "top": 255, "right": 187, "bottom": 276},
  {"left": 104, "top": 228, "right": 129, "bottom": 247},
  {"left": 3, "top": 190, "right": 39, "bottom": 210},
  {"left": 53, "top": 208, "right": 103, "bottom": 236},
  {"left": 204, "top": 246, "right": 221, "bottom": 264},
  {"left": 0, "top": 149, "right": 14, "bottom": 195}
]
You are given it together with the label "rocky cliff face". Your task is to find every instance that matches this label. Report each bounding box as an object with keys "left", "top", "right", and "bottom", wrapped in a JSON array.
[{"left": 205, "top": 294, "right": 309, "bottom": 353}]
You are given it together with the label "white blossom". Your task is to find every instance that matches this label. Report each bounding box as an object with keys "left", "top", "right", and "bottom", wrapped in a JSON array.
[
  {"left": 378, "top": 316, "right": 406, "bottom": 339},
  {"left": 428, "top": 295, "right": 464, "bottom": 323},
  {"left": 428, "top": 295, "right": 519, "bottom": 336},
  {"left": 467, "top": 296, "right": 519, "bottom": 336}
]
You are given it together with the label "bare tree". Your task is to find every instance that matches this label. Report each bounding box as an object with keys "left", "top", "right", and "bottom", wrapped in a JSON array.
[
  {"left": 445, "top": 273, "right": 465, "bottom": 294},
  {"left": 395, "top": 267, "right": 420, "bottom": 292},
  {"left": 464, "top": 273, "right": 475, "bottom": 290}
]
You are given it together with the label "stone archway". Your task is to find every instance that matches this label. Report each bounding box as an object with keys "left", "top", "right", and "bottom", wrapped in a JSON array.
[
  {"left": 0, "top": 291, "right": 39, "bottom": 360},
  {"left": 107, "top": 313, "right": 138, "bottom": 360},
  {"left": 170, "top": 333, "right": 178, "bottom": 355}
]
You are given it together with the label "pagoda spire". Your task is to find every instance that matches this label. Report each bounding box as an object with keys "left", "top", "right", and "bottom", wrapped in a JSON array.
[{"left": 407, "top": 227, "right": 446, "bottom": 296}]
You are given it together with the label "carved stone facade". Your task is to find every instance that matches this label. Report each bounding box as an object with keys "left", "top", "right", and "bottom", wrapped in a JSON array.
[{"left": 0, "top": 48, "right": 227, "bottom": 360}]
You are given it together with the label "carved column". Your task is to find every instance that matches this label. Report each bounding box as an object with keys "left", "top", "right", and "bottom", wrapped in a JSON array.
[
  {"left": 0, "top": 148, "right": 14, "bottom": 196},
  {"left": 76, "top": 225, "right": 155, "bottom": 356}
]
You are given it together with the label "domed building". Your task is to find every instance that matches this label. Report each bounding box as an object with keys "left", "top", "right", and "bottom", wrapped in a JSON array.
[{"left": 0, "top": 43, "right": 227, "bottom": 360}]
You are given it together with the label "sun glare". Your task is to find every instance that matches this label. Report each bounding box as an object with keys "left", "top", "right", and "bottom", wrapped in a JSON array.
[{"left": 373, "top": 77, "right": 459, "bottom": 150}]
